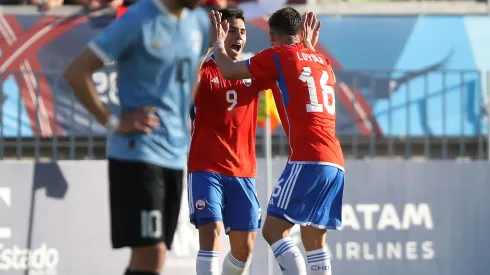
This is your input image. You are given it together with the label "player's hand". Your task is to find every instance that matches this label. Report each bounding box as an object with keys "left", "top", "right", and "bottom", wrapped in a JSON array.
[
  {"left": 209, "top": 10, "right": 229, "bottom": 45},
  {"left": 116, "top": 107, "right": 160, "bottom": 135},
  {"left": 302, "top": 11, "right": 322, "bottom": 50},
  {"left": 107, "top": 0, "right": 124, "bottom": 10}
]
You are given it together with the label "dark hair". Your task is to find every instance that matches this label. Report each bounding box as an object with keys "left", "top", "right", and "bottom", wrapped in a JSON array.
[
  {"left": 219, "top": 8, "right": 245, "bottom": 22},
  {"left": 268, "top": 7, "right": 302, "bottom": 36}
]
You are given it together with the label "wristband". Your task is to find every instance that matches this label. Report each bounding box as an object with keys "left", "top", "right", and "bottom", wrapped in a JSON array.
[
  {"left": 104, "top": 115, "right": 120, "bottom": 132},
  {"left": 213, "top": 41, "right": 225, "bottom": 50}
]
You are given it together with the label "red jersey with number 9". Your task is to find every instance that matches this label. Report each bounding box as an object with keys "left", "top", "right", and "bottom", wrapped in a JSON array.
[
  {"left": 246, "top": 43, "right": 344, "bottom": 170},
  {"left": 188, "top": 56, "right": 272, "bottom": 177}
]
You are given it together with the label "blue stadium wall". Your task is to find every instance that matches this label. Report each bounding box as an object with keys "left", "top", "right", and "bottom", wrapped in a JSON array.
[{"left": 1, "top": 13, "right": 489, "bottom": 137}]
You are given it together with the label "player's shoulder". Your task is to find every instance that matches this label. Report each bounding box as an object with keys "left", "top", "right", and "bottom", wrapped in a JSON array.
[
  {"left": 297, "top": 46, "right": 332, "bottom": 68},
  {"left": 200, "top": 55, "right": 220, "bottom": 79},
  {"left": 254, "top": 46, "right": 276, "bottom": 56},
  {"left": 202, "top": 55, "right": 218, "bottom": 69}
]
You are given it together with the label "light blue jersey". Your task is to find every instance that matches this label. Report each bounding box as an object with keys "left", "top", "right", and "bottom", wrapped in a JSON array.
[{"left": 89, "top": 0, "right": 210, "bottom": 169}]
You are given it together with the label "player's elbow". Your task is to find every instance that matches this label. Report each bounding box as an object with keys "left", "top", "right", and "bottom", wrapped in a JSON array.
[
  {"left": 63, "top": 63, "right": 79, "bottom": 86},
  {"left": 63, "top": 63, "right": 90, "bottom": 94},
  {"left": 64, "top": 49, "right": 101, "bottom": 91}
]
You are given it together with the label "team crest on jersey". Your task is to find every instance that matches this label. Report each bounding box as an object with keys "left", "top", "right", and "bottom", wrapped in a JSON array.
[
  {"left": 243, "top": 79, "right": 252, "bottom": 87},
  {"left": 195, "top": 199, "right": 206, "bottom": 210}
]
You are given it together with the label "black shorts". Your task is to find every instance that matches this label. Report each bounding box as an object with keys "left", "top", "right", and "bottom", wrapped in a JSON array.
[{"left": 108, "top": 158, "right": 183, "bottom": 250}]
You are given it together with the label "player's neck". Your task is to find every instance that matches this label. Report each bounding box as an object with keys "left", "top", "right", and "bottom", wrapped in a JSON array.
[
  {"left": 161, "top": 0, "right": 187, "bottom": 18},
  {"left": 278, "top": 36, "right": 300, "bottom": 46}
]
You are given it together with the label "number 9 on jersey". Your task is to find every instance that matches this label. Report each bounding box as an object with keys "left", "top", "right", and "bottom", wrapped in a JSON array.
[{"left": 226, "top": 90, "right": 238, "bottom": 111}]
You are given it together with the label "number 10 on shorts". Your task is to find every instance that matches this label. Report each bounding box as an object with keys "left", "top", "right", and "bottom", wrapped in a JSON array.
[{"left": 141, "top": 210, "right": 162, "bottom": 239}]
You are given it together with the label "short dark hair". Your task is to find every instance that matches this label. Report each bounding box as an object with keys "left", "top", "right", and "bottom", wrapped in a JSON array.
[
  {"left": 219, "top": 8, "right": 245, "bottom": 22},
  {"left": 268, "top": 7, "right": 302, "bottom": 36}
]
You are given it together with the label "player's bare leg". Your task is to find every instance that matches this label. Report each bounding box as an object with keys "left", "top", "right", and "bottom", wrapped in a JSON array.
[
  {"left": 126, "top": 242, "right": 167, "bottom": 275},
  {"left": 300, "top": 226, "right": 331, "bottom": 275},
  {"left": 221, "top": 231, "right": 256, "bottom": 274},
  {"left": 197, "top": 222, "right": 223, "bottom": 275},
  {"left": 262, "top": 216, "right": 307, "bottom": 275}
]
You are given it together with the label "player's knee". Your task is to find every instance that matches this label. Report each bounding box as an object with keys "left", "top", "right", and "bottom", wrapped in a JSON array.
[
  {"left": 262, "top": 222, "right": 279, "bottom": 245},
  {"left": 262, "top": 216, "right": 295, "bottom": 246},
  {"left": 198, "top": 222, "right": 222, "bottom": 250},
  {"left": 300, "top": 226, "right": 327, "bottom": 251},
  {"left": 231, "top": 247, "right": 253, "bottom": 263},
  {"left": 229, "top": 232, "right": 256, "bottom": 262}
]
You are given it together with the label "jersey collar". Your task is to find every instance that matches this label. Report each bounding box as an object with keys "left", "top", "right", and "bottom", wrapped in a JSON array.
[{"left": 151, "top": 0, "right": 188, "bottom": 21}]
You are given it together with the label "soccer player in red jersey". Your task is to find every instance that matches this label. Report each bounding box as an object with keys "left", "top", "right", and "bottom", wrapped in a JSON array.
[
  {"left": 188, "top": 8, "right": 322, "bottom": 275},
  {"left": 187, "top": 8, "right": 271, "bottom": 275},
  {"left": 210, "top": 8, "right": 344, "bottom": 275}
]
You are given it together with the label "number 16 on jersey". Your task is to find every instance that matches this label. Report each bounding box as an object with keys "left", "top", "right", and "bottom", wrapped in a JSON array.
[{"left": 299, "top": 67, "right": 336, "bottom": 115}]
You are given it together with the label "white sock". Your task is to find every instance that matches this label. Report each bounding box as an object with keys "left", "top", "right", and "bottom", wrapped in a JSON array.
[
  {"left": 271, "top": 237, "right": 307, "bottom": 275},
  {"left": 306, "top": 248, "right": 332, "bottom": 275},
  {"left": 196, "top": 250, "right": 220, "bottom": 275},
  {"left": 221, "top": 252, "right": 250, "bottom": 275}
]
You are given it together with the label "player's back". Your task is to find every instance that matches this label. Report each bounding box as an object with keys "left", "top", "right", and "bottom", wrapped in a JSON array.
[
  {"left": 89, "top": 0, "right": 210, "bottom": 169},
  {"left": 272, "top": 43, "right": 344, "bottom": 169},
  {"left": 188, "top": 56, "right": 264, "bottom": 177}
]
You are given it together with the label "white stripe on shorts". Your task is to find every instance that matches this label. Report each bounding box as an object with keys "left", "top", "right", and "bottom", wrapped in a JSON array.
[
  {"left": 277, "top": 164, "right": 297, "bottom": 209},
  {"left": 188, "top": 173, "right": 193, "bottom": 215},
  {"left": 278, "top": 164, "right": 302, "bottom": 209},
  {"left": 283, "top": 165, "right": 302, "bottom": 209}
]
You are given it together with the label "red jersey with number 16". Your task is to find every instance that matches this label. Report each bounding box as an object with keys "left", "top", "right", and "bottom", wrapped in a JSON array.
[
  {"left": 246, "top": 43, "right": 344, "bottom": 170},
  {"left": 188, "top": 56, "right": 271, "bottom": 177}
]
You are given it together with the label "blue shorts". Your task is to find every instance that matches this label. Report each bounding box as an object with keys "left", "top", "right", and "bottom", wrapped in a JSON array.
[
  {"left": 188, "top": 171, "right": 261, "bottom": 233},
  {"left": 267, "top": 163, "right": 344, "bottom": 230}
]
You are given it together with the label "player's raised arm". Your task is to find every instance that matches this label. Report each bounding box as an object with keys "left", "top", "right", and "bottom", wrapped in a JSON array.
[
  {"left": 209, "top": 10, "right": 252, "bottom": 80},
  {"left": 210, "top": 10, "right": 280, "bottom": 81},
  {"left": 302, "top": 11, "right": 322, "bottom": 51}
]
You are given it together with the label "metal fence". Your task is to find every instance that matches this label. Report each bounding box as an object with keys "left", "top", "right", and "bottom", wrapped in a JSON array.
[{"left": 0, "top": 69, "right": 489, "bottom": 161}]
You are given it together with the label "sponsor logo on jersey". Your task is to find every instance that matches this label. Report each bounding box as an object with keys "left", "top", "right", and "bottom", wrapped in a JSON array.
[{"left": 211, "top": 77, "right": 219, "bottom": 84}]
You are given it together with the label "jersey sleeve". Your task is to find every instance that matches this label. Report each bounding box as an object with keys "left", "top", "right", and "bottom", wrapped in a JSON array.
[
  {"left": 246, "top": 48, "right": 279, "bottom": 80},
  {"left": 254, "top": 78, "right": 276, "bottom": 93},
  {"left": 88, "top": 8, "right": 141, "bottom": 63}
]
